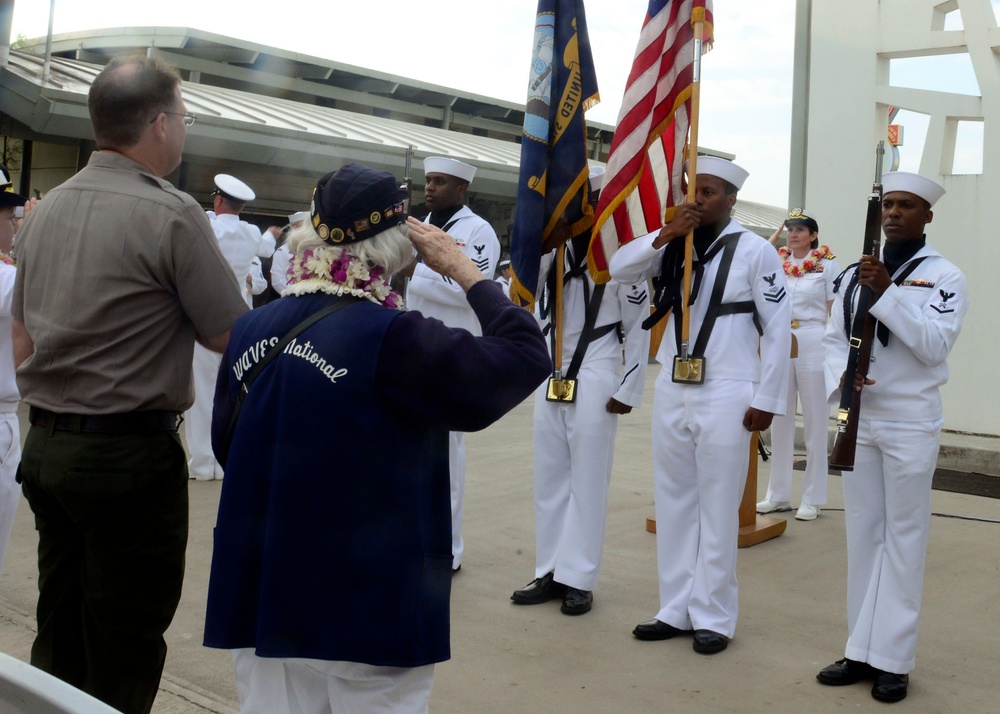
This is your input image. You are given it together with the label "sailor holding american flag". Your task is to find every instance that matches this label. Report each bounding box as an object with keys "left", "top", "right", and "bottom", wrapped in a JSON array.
[{"left": 610, "top": 157, "right": 790, "bottom": 654}]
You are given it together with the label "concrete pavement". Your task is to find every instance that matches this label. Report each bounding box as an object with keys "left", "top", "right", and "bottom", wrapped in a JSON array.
[{"left": 1, "top": 362, "right": 998, "bottom": 713}]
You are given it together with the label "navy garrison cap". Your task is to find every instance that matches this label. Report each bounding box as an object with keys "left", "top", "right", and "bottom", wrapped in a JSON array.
[{"left": 310, "top": 164, "right": 407, "bottom": 245}]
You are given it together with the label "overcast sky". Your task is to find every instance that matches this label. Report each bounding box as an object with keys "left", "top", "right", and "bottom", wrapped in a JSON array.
[{"left": 9, "top": 0, "right": 996, "bottom": 207}]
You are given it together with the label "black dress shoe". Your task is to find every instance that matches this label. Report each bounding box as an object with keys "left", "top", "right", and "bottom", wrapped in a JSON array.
[
  {"left": 632, "top": 619, "right": 691, "bottom": 640},
  {"left": 872, "top": 671, "right": 908, "bottom": 702},
  {"left": 816, "top": 658, "right": 875, "bottom": 686},
  {"left": 560, "top": 587, "right": 592, "bottom": 615},
  {"left": 692, "top": 629, "right": 729, "bottom": 654},
  {"left": 510, "top": 572, "right": 566, "bottom": 604}
]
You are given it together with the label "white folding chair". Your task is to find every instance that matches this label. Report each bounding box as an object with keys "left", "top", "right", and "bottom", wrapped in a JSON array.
[{"left": 0, "top": 651, "right": 122, "bottom": 713}]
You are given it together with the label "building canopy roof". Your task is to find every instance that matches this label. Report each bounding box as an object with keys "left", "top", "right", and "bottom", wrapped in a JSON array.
[{"left": 0, "top": 26, "right": 785, "bottom": 229}]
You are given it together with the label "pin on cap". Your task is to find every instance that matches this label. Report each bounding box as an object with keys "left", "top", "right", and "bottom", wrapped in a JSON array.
[
  {"left": 310, "top": 163, "right": 407, "bottom": 245},
  {"left": 213, "top": 174, "right": 255, "bottom": 203},
  {"left": 785, "top": 208, "right": 818, "bottom": 232},
  {"left": 423, "top": 157, "right": 476, "bottom": 184}
]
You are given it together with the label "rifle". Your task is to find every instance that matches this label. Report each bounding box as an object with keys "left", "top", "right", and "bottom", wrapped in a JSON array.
[
  {"left": 401, "top": 144, "right": 414, "bottom": 216},
  {"left": 828, "top": 142, "right": 885, "bottom": 471}
]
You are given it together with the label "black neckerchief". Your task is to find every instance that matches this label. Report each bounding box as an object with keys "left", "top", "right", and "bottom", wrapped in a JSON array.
[
  {"left": 664, "top": 224, "right": 724, "bottom": 297},
  {"left": 883, "top": 235, "right": 926, "bottom": 276},
  {"left": 642, "top": 222, "right": 725, "bottom": 331},
  {"left": 692, "top": 228, "right": 716, "bottom": 261},
  {"left": 427, "top": 204, "right": 462, "bottom": 229},
  {"left": 564, "top": 234, "right": 592, "bottom": 281}
]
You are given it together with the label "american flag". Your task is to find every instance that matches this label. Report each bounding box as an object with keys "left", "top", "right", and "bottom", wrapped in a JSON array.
[{"left": 587, "top": 0, "right": 714, "bottom": 282}]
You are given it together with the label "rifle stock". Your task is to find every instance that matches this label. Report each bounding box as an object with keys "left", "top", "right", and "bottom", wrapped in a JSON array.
[
  {"left": 829, "top": 143, "right": 885, "bottom": 471},
  {"left": 828, "top": 297, "right": 875, "bottom": 470}
]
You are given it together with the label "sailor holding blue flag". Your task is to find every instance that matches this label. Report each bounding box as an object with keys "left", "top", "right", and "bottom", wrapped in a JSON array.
[
  {"left": 511, "top": 165, "right": 650, "bottom": 616},
  {"left": 508, "top": 0, "right": 648, "bottom": 617}
]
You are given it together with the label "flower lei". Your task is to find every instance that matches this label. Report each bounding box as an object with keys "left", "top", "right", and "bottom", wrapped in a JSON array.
[
  {"left": 0, "top": 251, "right": 13, "bottom": 267},
  {"left": 282, "top": 246, "right": 401, "bottom": 308},
  {"left": 779, "top": 245, "right": 833, "bottom": 277}
]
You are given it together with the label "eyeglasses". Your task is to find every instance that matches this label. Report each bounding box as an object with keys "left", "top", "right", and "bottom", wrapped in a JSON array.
[{"left": 151, "top": 111, "right": 197, "bottom": 127}]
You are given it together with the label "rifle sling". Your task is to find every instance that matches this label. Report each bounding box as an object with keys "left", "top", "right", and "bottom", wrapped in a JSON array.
[
  {"left": 875, "top": 257, "right": 927, "bottom": 346},
  {"left": 844, "top": 256, "right": 928, "bottom": 346}
]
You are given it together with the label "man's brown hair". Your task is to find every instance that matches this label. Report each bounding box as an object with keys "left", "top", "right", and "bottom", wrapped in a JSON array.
[{"left": 88, "top": 55, "right": 182, "bottom": 150}]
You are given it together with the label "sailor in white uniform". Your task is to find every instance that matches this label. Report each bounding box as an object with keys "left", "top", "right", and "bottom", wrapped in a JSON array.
[
  {"left": 511, "top": 168, "right": 650, "bottom": 615},
  {"left": 816, "top": 172, "right": 968, "bottom": 703},
  {"left": 270, "top": 210, "right": 309, "bottom": 295},
  {"left": 494, "top": 259, "right": 513, "bottom": 297},
  {"left": 758, "top": 209, "right": 840, "bottom": 521},
  {"left": 247, "top": 256, "right": 267, "bottom": 298},
  {"left": 405, "top": 157, "right": 500, "bottom": 570},
  {"left": 186, "top": 174, "right": 275, "bottom": 480},
  {"left": 609, "top": 157, "right": 790, "bottom": 654},
  {"left": 0, "top": 167, "right": 27, "bottom": 574}
]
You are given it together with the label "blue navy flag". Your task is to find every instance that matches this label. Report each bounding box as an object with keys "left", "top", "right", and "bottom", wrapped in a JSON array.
[{"left": 509, "top": 0, "right": 600, "bottom": 310}]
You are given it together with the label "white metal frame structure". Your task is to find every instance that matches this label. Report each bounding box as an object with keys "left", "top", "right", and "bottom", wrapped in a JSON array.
[{"left": 798, "top": 0, "right": 997, "bottom": 435}]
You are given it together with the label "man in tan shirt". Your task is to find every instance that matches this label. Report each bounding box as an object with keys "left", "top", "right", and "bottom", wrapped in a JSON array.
[{"left": 12, "top": 55, "right": 247, "bottom": 714}]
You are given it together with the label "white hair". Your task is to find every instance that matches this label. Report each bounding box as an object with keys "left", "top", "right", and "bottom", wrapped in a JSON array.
[{"left": 286, "top": 221, "right": 414, "bottom": 277}]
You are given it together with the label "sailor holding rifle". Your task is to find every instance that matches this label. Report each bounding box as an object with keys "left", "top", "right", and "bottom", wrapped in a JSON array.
[{"left": 817, "top": 171, "right": 968, "bottom": 703}]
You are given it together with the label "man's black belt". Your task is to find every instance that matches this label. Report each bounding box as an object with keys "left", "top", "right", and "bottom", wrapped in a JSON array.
[{"left": 28, "top": 406, "right": 181, "bottom": 434}]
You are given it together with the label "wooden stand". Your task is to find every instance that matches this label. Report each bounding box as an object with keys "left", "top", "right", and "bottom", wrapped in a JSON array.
[
  {"left": 737, "top": 334, "right": 796, "bottom": 545},
  {"left": 736, "top": 431, "right": 786, "bottom": 547}
]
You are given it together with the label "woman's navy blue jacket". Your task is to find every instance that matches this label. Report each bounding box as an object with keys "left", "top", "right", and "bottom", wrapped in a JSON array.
[{"left": 203, "top": 282, "right": 549, "bottom": 667}]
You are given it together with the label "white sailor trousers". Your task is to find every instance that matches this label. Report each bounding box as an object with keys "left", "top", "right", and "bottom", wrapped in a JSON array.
[
  {"left": 186, "top": 342, "right": 224, "bottom": 479},
  {"left": 531, "top": 364, "right": 619, "bottom": 591},
  {"left": 842, "top": 417, "right": 941, "bottom": 675},
  {"left": 651, "top": 372, "right": 753, "bottom": 637},
  {"left": 448, "top": 431, "right": 466, "bottom": 569},
  {"left": 232, "top": 649, "right": 434, "bottom": 714},
  {"left": 766, "top": 323, "right": 830, "bottom": 506},
  {"left": 0, "top": 409, "right": 21, "bottom": 575}
]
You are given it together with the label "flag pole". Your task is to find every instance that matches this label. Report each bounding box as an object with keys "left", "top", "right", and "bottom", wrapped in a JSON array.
[
  {"left": 678, "top": 18, "right": 705, "bottom": 363},
  {"left": 553, "top": 242, "right": 566, "bottom": 376},
  {"left": 543, "top": 238, "right": 577, "bottom": 402}
]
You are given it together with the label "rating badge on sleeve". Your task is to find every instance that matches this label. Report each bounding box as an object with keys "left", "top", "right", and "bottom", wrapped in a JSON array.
[{"left": 762, "top": 273, "right": 786, "bottom": 303}]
